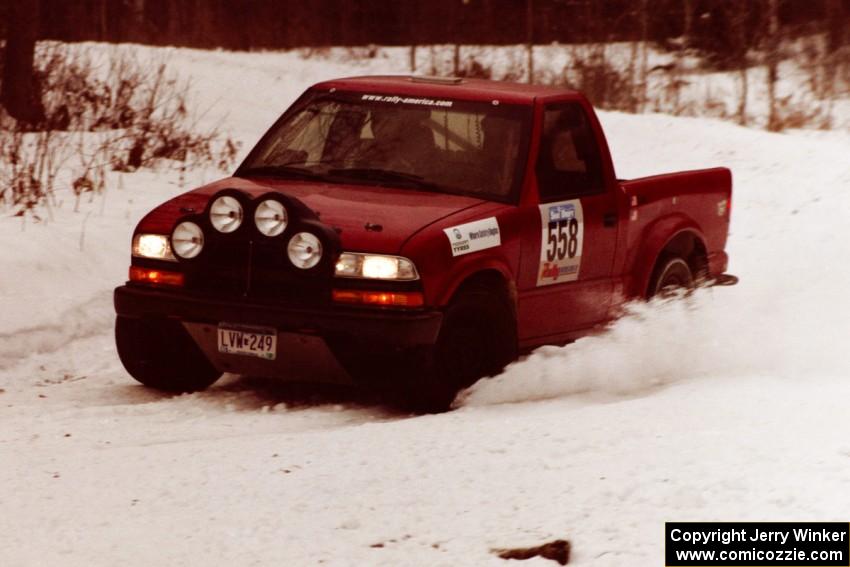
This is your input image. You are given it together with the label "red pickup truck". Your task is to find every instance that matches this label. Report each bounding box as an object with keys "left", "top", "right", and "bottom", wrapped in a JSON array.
[{"left": 114, "top": 75, "right": 733, "bottom": 411}]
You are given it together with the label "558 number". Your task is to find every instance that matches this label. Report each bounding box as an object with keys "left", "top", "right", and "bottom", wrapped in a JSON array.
[{"left": 546, "top": 219, "right": 579, "bottom": 262}]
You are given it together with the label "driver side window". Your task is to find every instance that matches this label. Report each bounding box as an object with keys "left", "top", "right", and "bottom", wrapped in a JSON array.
[{"left": 536, "top": 103, "right": 604, "bottom": 202}]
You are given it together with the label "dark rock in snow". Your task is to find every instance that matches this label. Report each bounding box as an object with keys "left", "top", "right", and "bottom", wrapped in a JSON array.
[{"left": 494, "top": 539, "right": 571, "bottom": 565}]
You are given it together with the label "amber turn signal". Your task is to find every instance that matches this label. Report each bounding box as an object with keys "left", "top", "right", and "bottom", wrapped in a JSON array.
[
  {"left": 332, "top": 289, "right": 424, "bottom": 308},
  {"left": 129, "top": 266, "right": 185, "bottom": 287}
]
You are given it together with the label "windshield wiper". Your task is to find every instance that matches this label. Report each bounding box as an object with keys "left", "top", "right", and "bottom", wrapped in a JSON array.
[
  {"left": 237, "top": 164, "right": 329, "bottom": 182},
  {"left": 328, "top": 167, "right": 447, "bottom": 192}
]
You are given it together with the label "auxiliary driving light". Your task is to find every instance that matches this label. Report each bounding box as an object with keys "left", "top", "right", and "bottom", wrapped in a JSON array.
[
  {"left": 254, "top": 199, "right": 288, "bottom": 237},
  {"left": 171, "top": 221, "right": 204, "bottom": 259},
  {"left": 287, "top": 232, "right": 322, "bottom": 269},
  {"left": 209, "top": 195, "right": 244, "bottom": 233}
]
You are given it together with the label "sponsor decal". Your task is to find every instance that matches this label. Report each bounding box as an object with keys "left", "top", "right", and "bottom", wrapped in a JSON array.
[
  {"left": 443, "top": 217, "right": 501, "bottom": 257},
  {"left": 361, "top": 93, "right": 453, "bottom": 108},
  {"left": 537, "top": 199, "right": 584, "bottom": 286},
  {"left": 540, "top": 262, "right": 579, "bottom": 280},
  {"left": 717, "top": 198, "right": 728, "bottom": 217},
  {"left": 548, "top": 203, "right": 576, "bottom": 222}
]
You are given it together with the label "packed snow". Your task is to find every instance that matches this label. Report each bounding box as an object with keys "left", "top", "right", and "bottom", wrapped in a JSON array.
[{"left": 2, "top": 44, "right": 850, "bottom": 566}]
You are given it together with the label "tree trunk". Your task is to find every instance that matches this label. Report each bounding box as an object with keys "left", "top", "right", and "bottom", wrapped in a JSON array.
[
  {"left": 826, "top": 0, "right": 846, "bottom": 52},
  {"left": 731, "top": 3, "right": 749, "bottom": 126},
  {"left": 737, "top": 67, "right": 748, "bottom": 126},
  {"left": 129, "top": 0, "right": 146, "bottom": 43},
  {"left": 821, "top": 0, "right": 843, "bottom": 128},
  {"left": 640, "top": 0, "right": 649, "bottom": 112},
  {"left": 765, "top": 0, "right": 780, "bottom": 131},
  {"left": 526, "top": 0, "right": 534, "bottom": 83},
  {"left": 193, "top": 0, "right": 213, "bottom": 47},
  {"left": 408, "top": 2, "right": 418, "bottom": 73},
  {"left": 683, "top": 0, "right": 694, "bottom": 47},
  {"left": 99, "top": 0, "right": 108, "bottom": 41},
  {"left": 167, "top": 0, "right": 181, "bottom": 46},
  {"left": 453, "top": 44, "right": 461, "bottom": 76},
  {"left": 1, "top": 0, "right": 44, "bottom": 126}
]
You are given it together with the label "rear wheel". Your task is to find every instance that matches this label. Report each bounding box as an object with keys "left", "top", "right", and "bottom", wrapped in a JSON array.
[
  {"left": 403, "top": 287, "right": 517, "bottom": 413},
  {"left": 115, "top": 316, "right": 222, "bottom": 392},
  {"left": 648, "top": 256, "right": 694, "bottom": 298}
]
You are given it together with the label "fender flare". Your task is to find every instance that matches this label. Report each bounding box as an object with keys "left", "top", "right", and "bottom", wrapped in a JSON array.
[
  {"left": 434, "top": 257, "right": 516, "bottom": 308},
  {"left": 629, "top": 214, "right": 707, "bottom": 297}
]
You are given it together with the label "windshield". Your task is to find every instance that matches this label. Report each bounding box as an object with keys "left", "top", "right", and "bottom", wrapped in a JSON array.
[{"left": 238, "top": 89, "right": 532, "bottom": 202}]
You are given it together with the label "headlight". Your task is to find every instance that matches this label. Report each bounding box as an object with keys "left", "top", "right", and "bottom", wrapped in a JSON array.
[
  {"left": 334, "top": 253, "right": 419, "bottom": 280},
  {"left": 132, "top": 233, "right": 176, "bottom": 261},
  {"left": 210, "top": 195, "right": 243, "bottom": 233},
  {"left": 254, "top": 199, "right": 288, "bottom": 237},
  {"left": 171, "top": 221, "right": 204, "bottom": 259},
  {"left": 287, "top": 232, "right": 322, "bottom": 269}
]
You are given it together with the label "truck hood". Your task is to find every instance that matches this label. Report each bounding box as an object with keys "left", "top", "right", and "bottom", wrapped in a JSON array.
[{"left": 136, "top": 176, "right": 488, "bottom": 255}]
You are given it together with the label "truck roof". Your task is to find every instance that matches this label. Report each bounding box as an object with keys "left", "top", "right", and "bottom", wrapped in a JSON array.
[{"left": 312, "top": 75, "right": 581, "bottom": 105}]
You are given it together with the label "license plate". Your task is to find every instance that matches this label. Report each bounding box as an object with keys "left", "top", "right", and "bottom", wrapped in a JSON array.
[{"left": 217, "top": 324, "right": 277, "bottom": 360}]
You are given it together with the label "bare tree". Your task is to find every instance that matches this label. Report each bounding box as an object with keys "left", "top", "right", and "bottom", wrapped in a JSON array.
[
  {"left": 639, "top": 0, "right": 649, "bottom": 112},
  {"left": 819, "top": 0, "right": 847, "bottom": 128},
  {"left": 728, "top": 3, "right": 751, "bottom": 126},
  {"left": 1, "top": 0, "right": 45, "bottom": 126},
  {"left": 408, "top": 2, "right": 419, "bottom": 74},
  {"left": 765, "top": 0, "right": 780, "bottom": 131},
  {"left": 683, "top": 0, "right": 694, "bottom": 47},
  {"left": 129, "top": 0, "right": 146, "bottom": 43},
  {"left": 167, "top": 1, "right": 182, "bottom": 45},
  {"left": 96, "top": 0, "right": 108, "bottom": 41},
  {"left": 526, "top": 0, "right": 534, "bottom": 83},
  {"left": 825, "top": 0, "right": 846, "bottom": 53}
]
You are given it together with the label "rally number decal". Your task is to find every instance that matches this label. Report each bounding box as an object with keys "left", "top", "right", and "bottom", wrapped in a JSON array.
[{"left": 537, "top": 200, "right": 584, "bottom": 286}]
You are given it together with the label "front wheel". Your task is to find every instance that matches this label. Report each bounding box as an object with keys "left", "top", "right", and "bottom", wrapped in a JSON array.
[
  {"left": 403, "top": 287, "right": 517, "bottom": 413},
  {"left": 115, "top": 316, "right": 222, "bottom": 392},
  {"left": 648, "top": 256, "right": 694, "bottom": 298}
]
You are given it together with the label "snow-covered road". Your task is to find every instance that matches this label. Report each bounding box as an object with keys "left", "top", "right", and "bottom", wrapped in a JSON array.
[{"left": 2, "top": 45, "right": 850, "bottom": 566}]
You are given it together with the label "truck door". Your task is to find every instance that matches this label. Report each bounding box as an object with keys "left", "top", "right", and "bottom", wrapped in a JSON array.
[{"left": 517, "top": 102, "right": 619, "bottom": 342}]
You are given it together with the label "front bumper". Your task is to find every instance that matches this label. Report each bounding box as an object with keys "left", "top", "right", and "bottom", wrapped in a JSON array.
[{"left": 114, "top": 284, "right": 443, "bottom": 382}]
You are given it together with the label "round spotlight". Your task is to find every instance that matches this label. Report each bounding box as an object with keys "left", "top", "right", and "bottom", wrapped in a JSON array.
[
  {"left": 254, "top": 199, "right": 288, "bottom": 237},
  {"left": 171, "top": 221, "right": 204, "bottom": 259},
  {"left": 209, "top": 195, "right": 243, "bottom": 233},
  {"left": 287, "top": 232, "right": 322, "bottom": 269}
]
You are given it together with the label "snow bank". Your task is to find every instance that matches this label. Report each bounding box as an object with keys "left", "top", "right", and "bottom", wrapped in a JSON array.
[{"left": 0, "top": 44, "right": 412, "bottom": 342}]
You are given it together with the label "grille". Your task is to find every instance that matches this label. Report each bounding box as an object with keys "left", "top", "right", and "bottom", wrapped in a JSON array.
[{"left": 184, "top": 238, "right": 330, "bottom": 305}]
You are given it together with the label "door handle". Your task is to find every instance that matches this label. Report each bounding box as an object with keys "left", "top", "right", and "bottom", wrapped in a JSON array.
[{"left": 603, "top": 212, "right": 617, "bottom": 227}]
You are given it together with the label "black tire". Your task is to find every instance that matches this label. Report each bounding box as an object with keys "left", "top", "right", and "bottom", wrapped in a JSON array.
[
  {"left": 403, "top": 287, "right": 517, "bottom": 413},
  {"left": 648, "top": 256, "right": 694, "bottom": 298},
  {"left": 115, "top": 316, "right": 222, "bottom": 392}
]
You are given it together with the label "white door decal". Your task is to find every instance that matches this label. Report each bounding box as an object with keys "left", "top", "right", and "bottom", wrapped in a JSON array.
[
  {"left": 536, "top": 199, "right": 584, "bottom": 286},
  {"left": 443, "top": 217, "right": 501, "bottom": 257}
]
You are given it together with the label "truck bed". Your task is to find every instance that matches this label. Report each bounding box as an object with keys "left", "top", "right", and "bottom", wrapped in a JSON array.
[{"left": 619, "top": 167, "right": 732, "bottom": 283}]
